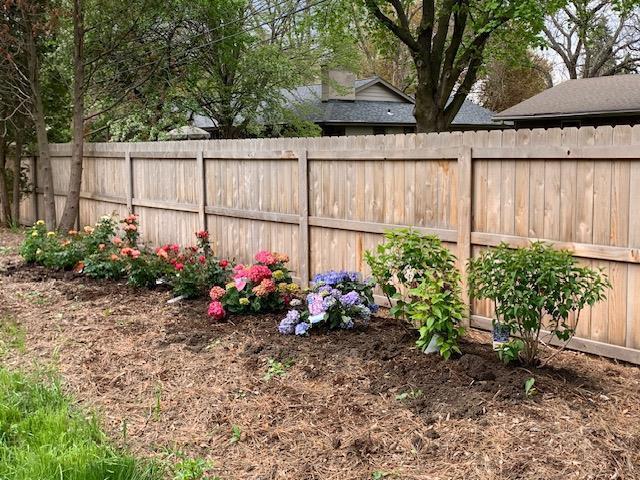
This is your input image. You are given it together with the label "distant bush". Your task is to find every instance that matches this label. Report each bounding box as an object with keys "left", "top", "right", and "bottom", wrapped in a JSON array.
[
  {"left": 365, "top": 228, "right": 465, "bottom": 358},
  {"left": 468, "top": 242, "right": 610, "bottom": 365}
]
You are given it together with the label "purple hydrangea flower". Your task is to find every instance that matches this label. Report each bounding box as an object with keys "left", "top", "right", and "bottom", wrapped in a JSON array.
[
  {"left": 295, "top": 322, "right": 310, "bottom": 336},
  {"left": 368, "top": 303, "right": 380, "bottom": 313},
  {"left": 339, "top": 291, "right": 361, "bottom": 306},
  {"left": 307, "top": 293, "right": 325, "bottom": 316},
  {"left": 278, "top": 309, "right": 300, "bottom": 335},
  {"left": 323, "top": 296, "right": 337, "bottom": 309}
]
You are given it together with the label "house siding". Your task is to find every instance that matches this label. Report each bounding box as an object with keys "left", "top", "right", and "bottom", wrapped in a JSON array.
[{"left": 355, "top": 84, "right": 405, "bottom": 103}]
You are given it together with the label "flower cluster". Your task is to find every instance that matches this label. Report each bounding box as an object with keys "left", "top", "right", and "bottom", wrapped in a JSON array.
[
  {"left": 279, "top": 270, "right": 378, "bottom": 336},
  {"left": 210, "top": 250, "right": 296, "bottom": 316}
]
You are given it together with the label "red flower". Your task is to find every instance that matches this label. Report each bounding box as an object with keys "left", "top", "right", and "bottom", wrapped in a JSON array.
[
  {"left": 246, "top": 264, "right": 272, "bottom": 283},
  {"left": 219, "top": 259, "right": 229, "bottom": 268},
  {"left": 196, "top": 230, "right": 209, "bottom": 240},
  {"left": 175, "top": 262, "right": 184, "bottom": 271},
  {"left": 198, "top": 255, "right": 206, "bottom": 264}
]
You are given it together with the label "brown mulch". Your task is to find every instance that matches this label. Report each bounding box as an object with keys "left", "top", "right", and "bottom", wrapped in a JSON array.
[{"left": 1, "top": 228, "right": 639, "bottom": 480}]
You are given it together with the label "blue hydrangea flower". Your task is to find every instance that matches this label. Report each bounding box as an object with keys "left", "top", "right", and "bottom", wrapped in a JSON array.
[
  {"left": 312, "top": 270, "right": 361, "bottom": 286},
  {"left": 295, "top": 322, "right": 310, "bottom": 336},
  {"left": 341, "top": 318, "right": 355, "bottom": 330},
  {"left": 356, "top": 304, "right": 372, "bottom": 321},
  {"left": 307, "top": 293, "right": 325, "bottom": 316},
  {"left": 368, "top": 303, "right": 380, "bottom": 313},
  {"left": 278, "top": 309, "right": 300, "bottom": 335},
  {"left": 339, "top": 291, "right": 361, "bottom": 306}
]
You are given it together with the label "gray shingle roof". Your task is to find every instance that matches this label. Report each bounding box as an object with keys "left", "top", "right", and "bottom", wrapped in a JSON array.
[
  {"left": 494, "top": 74, "right": 640, "bottom": 120},
  {"left": 286, "top": 78, "right": 496, "bottom": 126}
]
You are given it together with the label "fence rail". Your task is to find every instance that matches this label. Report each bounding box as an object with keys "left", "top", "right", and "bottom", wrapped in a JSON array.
[{"left": 19, "top": 125, "right": 640, "bottom": 364}]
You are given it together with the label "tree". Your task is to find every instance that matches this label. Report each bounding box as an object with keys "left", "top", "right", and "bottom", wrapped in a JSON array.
[
  {"left": 362, "top": 0, "right": 554, "bottom": 132},
  {"left": 0, "top": 0, "right": 58, "bottom": 228},
  {"left": 479, "top": 52, "right": 551, "bottom": 112},
  {"left": 58, "top": 0, "right": 177, "bottom": 230},
  {"left": 543, "top": 0, "right": 640, "bottom": 80}
]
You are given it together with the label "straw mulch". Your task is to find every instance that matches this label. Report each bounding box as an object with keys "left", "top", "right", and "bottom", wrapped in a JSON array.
[{"left": 1, "top": 228, "right": 639, "bottom": 480}]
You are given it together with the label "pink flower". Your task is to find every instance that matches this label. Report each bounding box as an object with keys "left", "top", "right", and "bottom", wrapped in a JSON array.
[
  {"left": 274, "top": 252, "right": 289, "bottom": 263},
  {"left": 98, "top": 243, "right": 106, "bottom": 251},
  {"left": 112, "top": 236, "right": 123, "bottom": 246},
  {"left": 209, "top": 286, "right": 225, "bottom": 301},
  {"left": 207, "top": 301, "right": 226, "bottom": 320},
  {"left": 124, "top": 214, "right": 138, "bottom": 224},
  {"left": 247, "top": 265, "right": 272, "bottom": 283},
  {"left": 196, "top": 230, "right": 209, "bottom": 240},
  {"left": 198, "top": 255, "right": 206, "bottom": 264},
  {"left": 255, "top": 250, "right": 276, "bottom": 265},
  {"left": 170, "top": 244, "right": 180, "bottom": 253},
  {"left": 175, "top": 262, "right": 184, "bottom": 271},
  {"left": 234, "top": 279, "right": 247, "bottom": 291},
  {"left": 252, "top": 278, "right": 276, "bottom": 297},
  {"left": 156, "top": 248, "right": 168, "bottom": 259},
  {"left": 123, "top": 223, "right": 137, "bottom": 232}
]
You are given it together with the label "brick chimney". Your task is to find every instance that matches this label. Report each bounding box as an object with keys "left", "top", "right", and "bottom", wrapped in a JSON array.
[{"left": 321, "top": 67, "right": 356, "bottom": 102}]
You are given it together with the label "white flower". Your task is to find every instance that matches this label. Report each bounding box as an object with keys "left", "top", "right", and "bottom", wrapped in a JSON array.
[{"left": 290, "top": 298, "right": 302, "bottom": 307}]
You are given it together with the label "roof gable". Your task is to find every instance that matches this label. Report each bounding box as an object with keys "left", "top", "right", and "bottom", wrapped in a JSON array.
[{"left": 355, "top": 77, "right": 415, "bottom": 104}]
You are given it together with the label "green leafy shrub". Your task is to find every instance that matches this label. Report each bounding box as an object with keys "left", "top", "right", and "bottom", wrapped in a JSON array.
[
  {"left": 468, "top": 242, "right": 610, "bottom": 366},
  {"left": 365, "top": 228, "right": 465, "bottom": 358}
]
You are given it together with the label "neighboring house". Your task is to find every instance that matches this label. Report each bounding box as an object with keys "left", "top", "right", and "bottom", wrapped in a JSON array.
[
  {"left": 493, "top": 75, "right": 640, "bottom": 129},
  {"left": 190, "top": 69, "right": 499, "bottom": 137},
  {"left": 282, "top": 70, "right": 499, "bottom": 136}
]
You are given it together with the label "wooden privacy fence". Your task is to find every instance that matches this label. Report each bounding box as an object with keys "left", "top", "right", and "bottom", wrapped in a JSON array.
[{"left": 18, "top": 125, "right": 640, "bottom": 364}]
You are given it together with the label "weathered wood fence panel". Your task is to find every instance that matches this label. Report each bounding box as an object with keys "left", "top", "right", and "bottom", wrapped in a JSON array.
[{"left": 19, "top": 125, "right": 640, "bottom": 364}]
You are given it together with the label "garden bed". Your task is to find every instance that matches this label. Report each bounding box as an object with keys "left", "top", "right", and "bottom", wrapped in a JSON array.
[{"left": 1, "top": 228, "right": 639, "bottom": 480}]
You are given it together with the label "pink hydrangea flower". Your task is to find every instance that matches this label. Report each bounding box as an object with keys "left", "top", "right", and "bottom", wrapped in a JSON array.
[
  {"left": 247, "top": 265, "right": 272, "bottom": 283},
  {"left": 255, "top": 250, "right": 276, "bottom": 265},
  {"left": 252, "top": 278, "right": 276, "bottom": 297},
  {"left": 207, "top": 301, "right": 226, "bottom": 320},
  {"left": 209, "top": 286, "right": 225, "bottom": 301}
]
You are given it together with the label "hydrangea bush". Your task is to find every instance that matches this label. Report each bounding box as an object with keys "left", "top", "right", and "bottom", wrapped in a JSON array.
[
  {"left": 207, "top": 250, "right": 297, "bottom": 321},
  {"left": 365, "top": 228, "right": 465, "bottom": 358},
  {"left": 278, "top": 270, "right": 378, "bottom": 336}
]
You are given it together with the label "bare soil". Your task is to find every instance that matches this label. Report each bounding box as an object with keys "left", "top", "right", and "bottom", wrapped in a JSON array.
[{"left": 1, "top": 228, "right": 640, "bottom": 480}]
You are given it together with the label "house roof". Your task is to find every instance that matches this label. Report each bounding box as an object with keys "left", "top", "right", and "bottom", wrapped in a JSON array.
[
  {"left": 286, "top": 76, "right": 496, "bottom": 126},
  {"left": 494, "top": 74, "right": 640, "bottom": 121}
]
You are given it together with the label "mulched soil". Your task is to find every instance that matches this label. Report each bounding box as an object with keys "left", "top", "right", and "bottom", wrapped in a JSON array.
[{"left": 1, "top": 228, "right": 640, "bottom": 480}]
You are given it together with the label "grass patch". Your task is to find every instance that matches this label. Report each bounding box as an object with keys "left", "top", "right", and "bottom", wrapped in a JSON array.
[
  {"left": 0, "top": 367, "right": 162, "bottom": 480},
  {"left": 0, "top": 315, "right": 25, "bottom": 356}
]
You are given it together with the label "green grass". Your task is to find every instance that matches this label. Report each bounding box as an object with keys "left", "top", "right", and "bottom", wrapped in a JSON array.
[
  {"left": 0, "top": 315, "right": 25, "bottom": 357},
  {"left": 0, "top": 368, "right": 163, "bottom": 480}
]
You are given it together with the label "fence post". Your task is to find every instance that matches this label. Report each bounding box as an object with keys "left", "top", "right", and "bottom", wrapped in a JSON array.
[
  {"left": 457, "top": 146, "right": 473, "bottom": 327},
  {"left": 125, "top": 151, "right": 133, "bottom": 213},
  {"left": 298, "top": 149, "right": 309, "bottom": 286},
  {"left": 196, "top": 149, "right": 207, "bottom": 232}
]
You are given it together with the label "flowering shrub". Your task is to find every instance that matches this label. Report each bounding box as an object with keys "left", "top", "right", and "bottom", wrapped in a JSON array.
[
  {"left": 208, "top": 250, "right": 296, "bottom": 319},
  {"left": 278, "top": 270, "right": 377, "bottom": 335},
  {"left": 159, "top": 231, "right": 231, "bottom": 298},
  {"left": 365, "top": 228, "right": 465, "bottom": 358},
  {"left": 468, "top": 242, "right": 610, "bottom": 365}
]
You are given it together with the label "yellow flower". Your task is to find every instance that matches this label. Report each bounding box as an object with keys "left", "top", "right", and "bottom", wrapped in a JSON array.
[
  {"left": 287, "top": 283, "right": 299, "bottom": 293},
  {"left": 36, "top": 220, "right": 45, "bottom": 226},
  {"left": 46, "top": 231, "right": 56, "bottom": 237},
  {"left": 31, "top": 231, "right": 39, "bottom": 237},
  {"left": 239, "top": 297, "right": 250, "bottom": 305},
  {"left": 277, "top": 282, "right": 288, "bottom": 293},
  {"left": 36, "top": 248, "right": 42, "bottom": 256},
  {"left": 226, "top": 282, "right": 236, "bottom": 290},
  {"left": 273, "top": 269, "right": 284, "bottom": 280}
]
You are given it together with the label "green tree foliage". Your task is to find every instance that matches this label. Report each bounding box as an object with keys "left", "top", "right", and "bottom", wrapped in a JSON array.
[{"left": 359, "top": 0, "right": 560, "bottom": 132}]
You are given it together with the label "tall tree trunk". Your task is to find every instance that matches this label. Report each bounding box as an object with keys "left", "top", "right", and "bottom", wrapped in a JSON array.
[
  {"left": 0, "top": 134, "right": 10, "bottom": 225},
  {"left": 12, "top": 117, "right": 24, "bottom": 224},
  {"left": 413, "top": 67, "right": 445, "bottom": 133},
  {"left": 59, "top": 0, "right": 84, "bottom": 231},
  {"left": 24, "top": 14, "right": 56, "bottom": 228}
]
